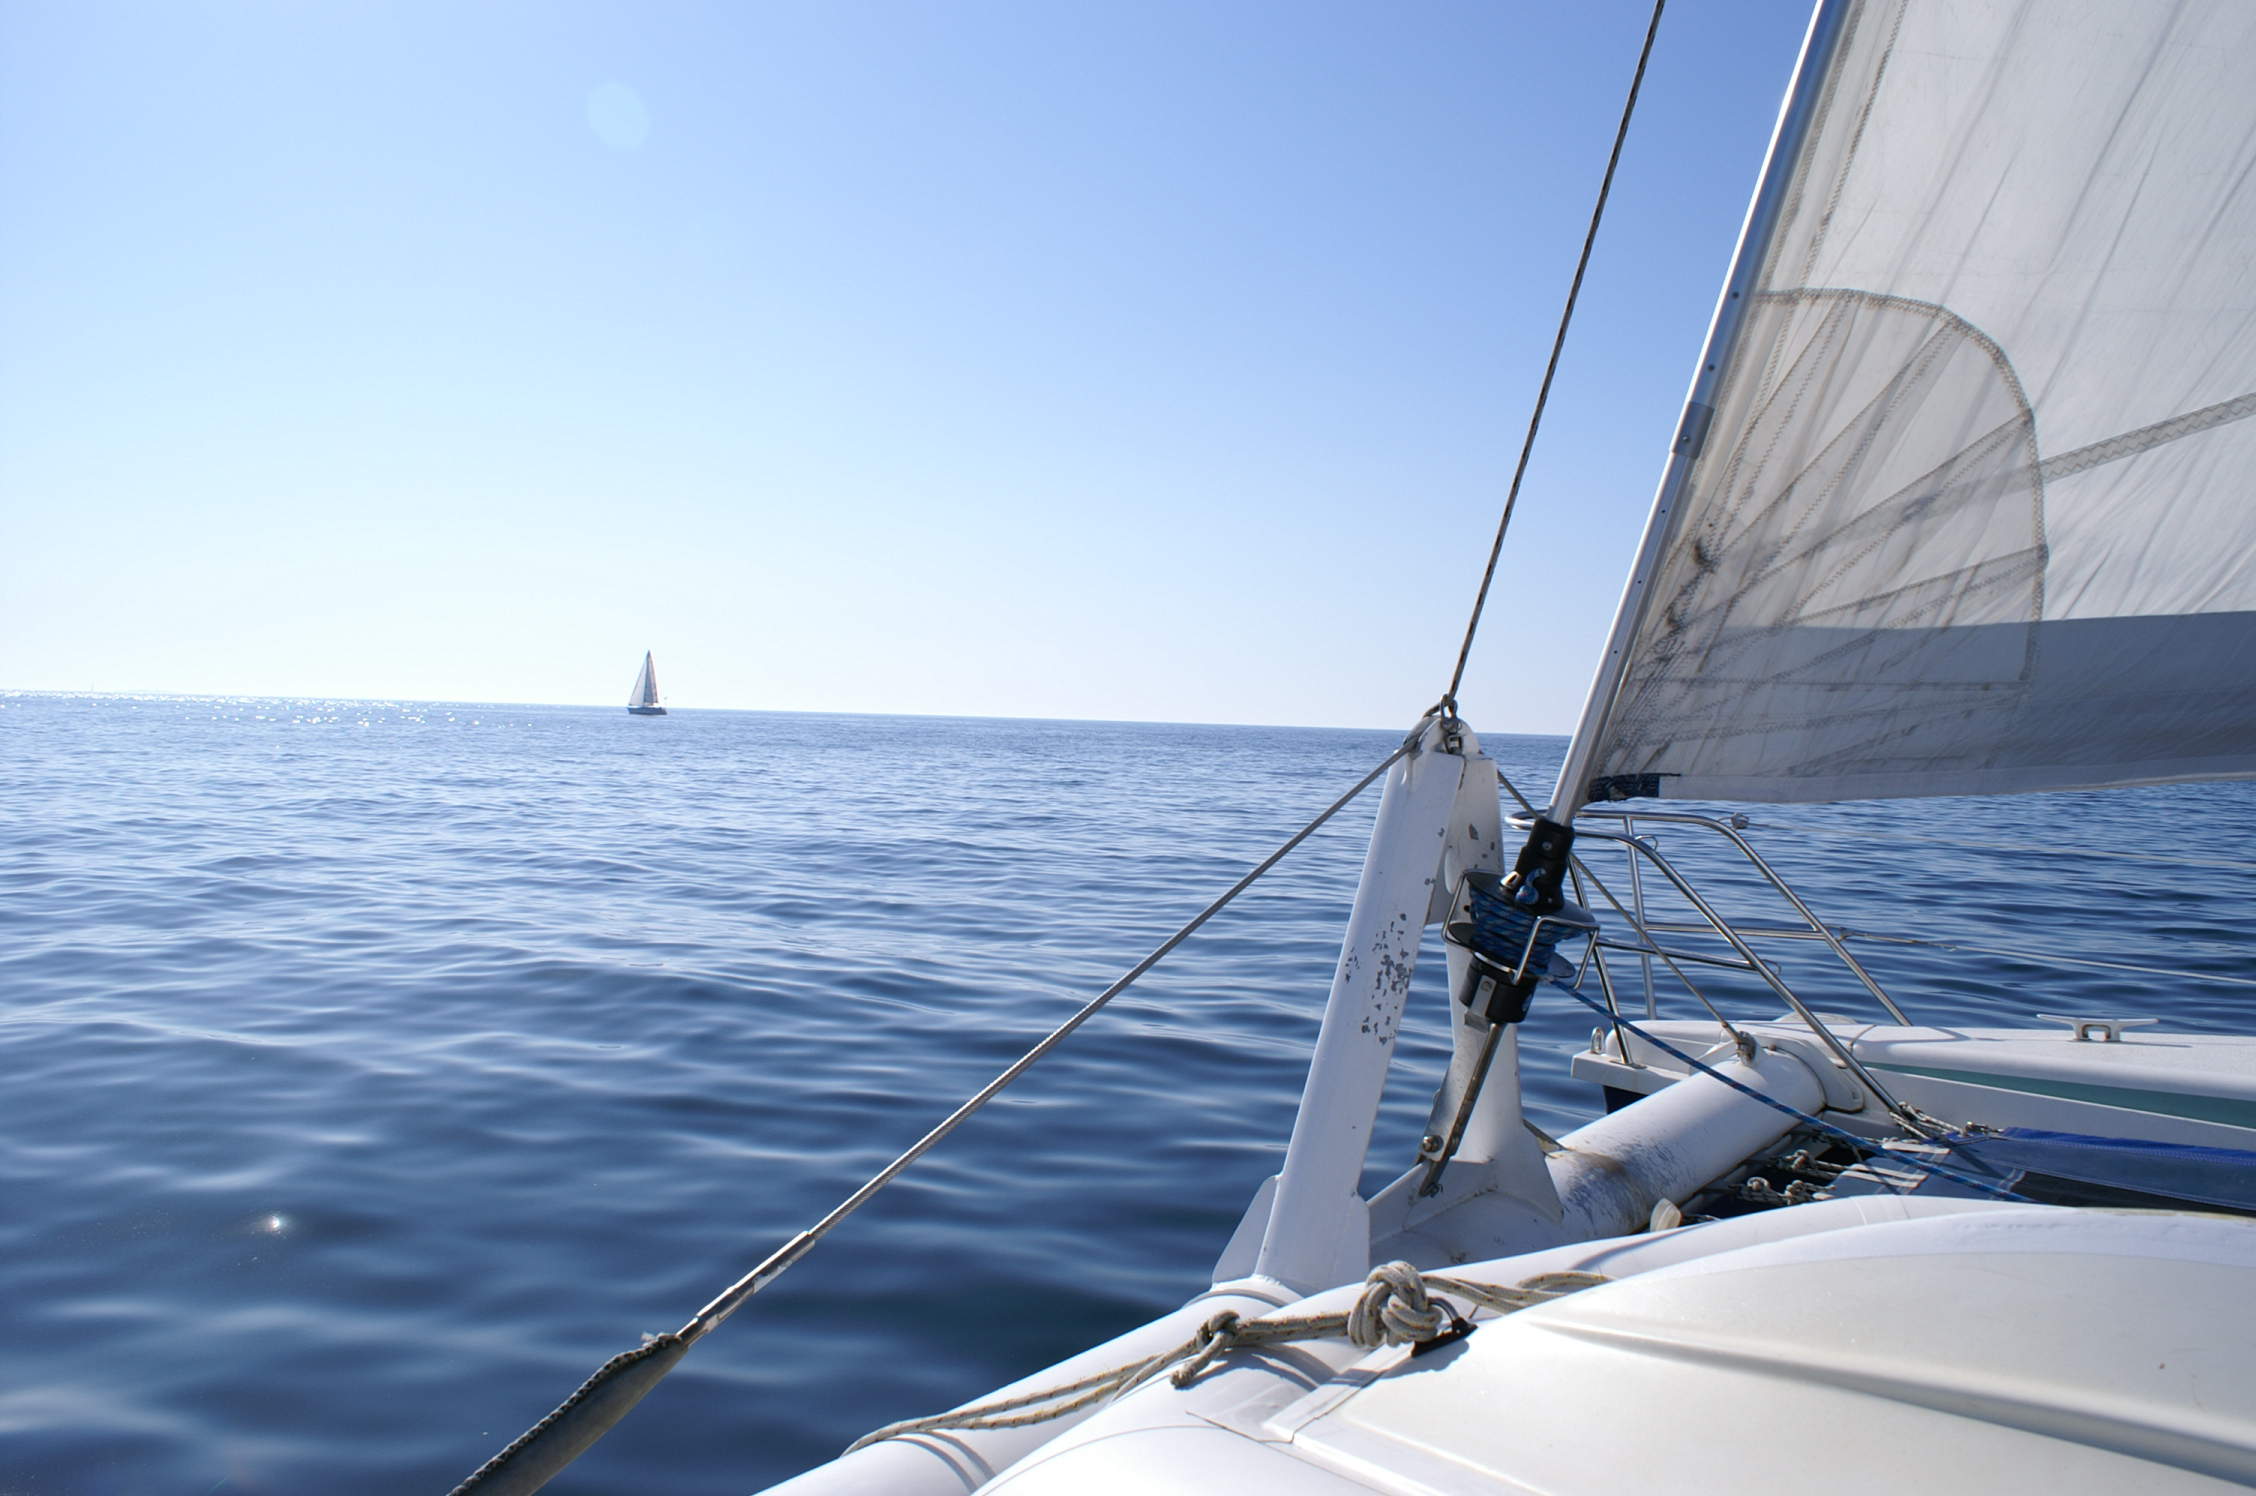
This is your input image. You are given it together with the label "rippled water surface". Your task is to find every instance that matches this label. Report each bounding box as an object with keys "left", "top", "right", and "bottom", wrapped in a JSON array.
[{"left": 5, "top": 694, "right": 2254, "bottom": 1494}]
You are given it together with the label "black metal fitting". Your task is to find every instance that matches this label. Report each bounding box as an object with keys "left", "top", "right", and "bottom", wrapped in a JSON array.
[{"left": 1507, "top": 816, "right": 1576, "bottom": 916}]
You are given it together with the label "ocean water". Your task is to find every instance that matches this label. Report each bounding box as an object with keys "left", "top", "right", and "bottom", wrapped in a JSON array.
[{"left": 4, "top": 694, "right": 2254, "bottom": 1495}]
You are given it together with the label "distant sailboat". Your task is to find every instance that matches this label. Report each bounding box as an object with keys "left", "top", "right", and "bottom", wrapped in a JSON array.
[{"left": 626, "top": 652, "right": 666, "bottom": 716}]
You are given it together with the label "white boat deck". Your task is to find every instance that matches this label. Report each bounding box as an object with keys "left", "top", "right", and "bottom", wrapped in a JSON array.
[
  {"left": 1574, "top": 1016, "right": 2256, "bottom": 1150},
  {"left": 979, "top": 1201, "right": 2256, "bottom": 1494}
]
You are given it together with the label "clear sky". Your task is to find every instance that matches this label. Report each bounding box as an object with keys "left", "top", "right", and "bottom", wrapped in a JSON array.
[{"left": 0, "top": 1, "right": 1813, "bottom": 731}]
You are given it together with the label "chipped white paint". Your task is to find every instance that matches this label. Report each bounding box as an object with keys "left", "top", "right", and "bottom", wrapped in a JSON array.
[
  {"left": 1550, "top": 1046, "right": 1823, "bottom": 1240},
  {"left": 1253, "top": 719, "right": 1465, "bottom": 1294}
]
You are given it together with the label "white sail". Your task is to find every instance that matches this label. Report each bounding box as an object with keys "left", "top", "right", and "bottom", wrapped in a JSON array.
[
  {"left": 1566, "top": 0, "right": 2256, "bottom": 806},
  {"left": 629, "top": 653, "right": 659, "bottom": 708}
]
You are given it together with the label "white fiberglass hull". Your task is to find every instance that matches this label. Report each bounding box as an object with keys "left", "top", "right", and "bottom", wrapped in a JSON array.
[
  {"left": 763, "top": 1197, "right": 2256, "bottom": 1494},
  {"left": 980, "top": 1202, "right": 2256, "bottom": 1495}
]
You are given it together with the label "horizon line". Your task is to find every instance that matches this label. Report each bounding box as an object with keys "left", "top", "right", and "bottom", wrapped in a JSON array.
[{"left": 0, "top": 687, "right": 1574, "bottom": 739}]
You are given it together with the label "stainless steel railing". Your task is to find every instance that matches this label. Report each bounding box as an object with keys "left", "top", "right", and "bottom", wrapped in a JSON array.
[
  {"left": 1501, "top": 798, "right": 2256, "bottom": 1135},
  {"left": 1518, "top": 809, "right": 1924, "bottom": 1129}
]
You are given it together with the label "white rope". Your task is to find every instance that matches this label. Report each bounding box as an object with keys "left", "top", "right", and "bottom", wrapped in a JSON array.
[
  {"left": 843, "top": 1263, "right": 1609, "bottom": 1454},
  {"left": 1349, "top": 1260, "right": 1446, "bottom": 1345}
]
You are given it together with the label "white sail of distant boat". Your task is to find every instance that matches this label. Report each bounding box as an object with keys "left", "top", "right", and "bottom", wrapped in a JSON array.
[
  {"left": 1562, "top": 0, "right": 2256, "bottom": 807},
  {"left": 626, "top": 652, "right": 665, "bottom": 716}
]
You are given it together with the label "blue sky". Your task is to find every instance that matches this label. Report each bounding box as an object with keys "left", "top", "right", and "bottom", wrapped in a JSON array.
[{"left": 0, "top": 1, "right": 1813, "bottom": 730}]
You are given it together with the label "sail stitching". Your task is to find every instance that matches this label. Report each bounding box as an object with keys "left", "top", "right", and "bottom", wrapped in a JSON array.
[
  {"left": 1730, "top": 0, "right": 1902, "bottom": 450},
  {"left": 1606, "top": 282, "right": 2063, "bottom": 776},
  {"left": 2036, "top": 391, "right": 2256, "bottom": 485},
  {"left": 1585, "top": 2, "right": 2256, "bottom": 801},
  {"left": 1725, "top": 314, "right": 1989, "bottom": 609},
  {"left": 1791, "top": 0, "right": 1905, "bottom": 289},
  {"left": 1694, "top": 412, "right": 2038, "bottom": 653},
  {"left": 1671, "top": 552, "right": 2046, "bottom": 693},
  {"left": 1637, "top": 294, "right": 2042, "bottom": 697},
  {"left": 1689, "top": 290, "right": 2042, "bottom": 602}
]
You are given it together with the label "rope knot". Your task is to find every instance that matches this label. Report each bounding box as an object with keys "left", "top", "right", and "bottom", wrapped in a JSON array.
[
  {"left": 1349, "top": 1260, "right": 1447, "bottom": 1348},
  {"left": 1167, "top": 1310, "right": 1244, "bottom": 1388}
]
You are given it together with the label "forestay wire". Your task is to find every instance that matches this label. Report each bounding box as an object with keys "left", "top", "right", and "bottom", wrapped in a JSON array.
[
  {"left": 1442, "top": 0, "right": 1667, "bottom": 715},
  {"left": 450, "top": 724, "right": 1432, "bottom": 1496},
  {"left": 458, "top": 11, "right": 1676, "bottom": 1485}
]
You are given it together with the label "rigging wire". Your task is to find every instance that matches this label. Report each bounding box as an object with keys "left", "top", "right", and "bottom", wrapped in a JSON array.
[
  {"left": 1442, "top": 0, "right": 1667, "bottom": 715},
  {"left": 450, "top": 726, "right": 1431, "bottom": 1496}
]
